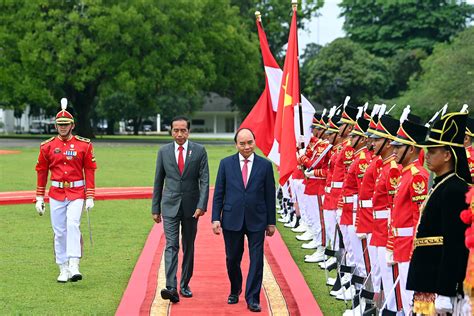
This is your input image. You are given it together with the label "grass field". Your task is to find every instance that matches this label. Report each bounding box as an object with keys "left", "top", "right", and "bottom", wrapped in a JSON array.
[{"left": 0, "top": 141, "right": 345, "bottom": 314}]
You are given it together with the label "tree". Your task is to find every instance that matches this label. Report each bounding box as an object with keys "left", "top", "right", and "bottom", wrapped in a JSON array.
[
  {"left": 231, "top": 0, "right": 324, "bottom": 60},
  {"left": 1, "top": 0, "right": 260, "bottom": 137},
  {"left": 303, "top": 38, "right": 392, "bottom": 108},
  {"left": 339, "top": 0, "right": 474, "bottom": 57},
  {"left": 393, "top": 27, "right": 474, "bottom": 121}
]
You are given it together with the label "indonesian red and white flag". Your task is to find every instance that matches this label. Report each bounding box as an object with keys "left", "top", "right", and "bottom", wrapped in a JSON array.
[{"left": 240, "top": 16, "right": 314, "bottom": 167}]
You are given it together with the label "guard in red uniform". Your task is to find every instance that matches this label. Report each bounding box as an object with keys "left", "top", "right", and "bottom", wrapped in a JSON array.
[
  {"left": 388, "top": 111, "right": 429, "bottom": 315},
  {"left": 368, "top": 114, "right": 401, "bottom": 314},
  {"left": 464, "top": 117, "right": 474, "bottom": 182},
  {"left": 35, "top": 98, "right": 97, "bottom": 283}
]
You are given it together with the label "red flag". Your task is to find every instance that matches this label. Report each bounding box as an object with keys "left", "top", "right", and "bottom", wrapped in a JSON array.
[
  {"left": 275, "top": 8, "right": 300, "bottom": 185},
  {"left": 239, "top": 19, "right": 280, "bottom": 164}
]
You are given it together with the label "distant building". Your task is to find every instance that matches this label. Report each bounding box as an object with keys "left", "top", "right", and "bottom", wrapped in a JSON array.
[{"left": 189, "top": 92, "right": 240, "bottom": 134}]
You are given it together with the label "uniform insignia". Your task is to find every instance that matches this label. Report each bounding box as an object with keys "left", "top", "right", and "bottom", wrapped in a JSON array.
[
  {"left": 70, "top": 144, "right": 74, "bottom": 148},
  {"left": 345, "top": 150, "right": 353, "bottom": 160},
  {"left": 317, "top": 146, "right": 324, "bottom": 154},
  {"left": 410, "top": 166, "right": 419, "bottom": 176},
  {"left": 40, "top": 136, "right": 55, "bottom": 146},
  {"left": 54, "top": 148, "right": 61, "bottom": 154},
  {"left": 359, "top": 162, "right": 368, "bottom": 174},
  {"left": 75, "top": 135, "right": 91, "bottom": 143},
  {"left": 413, "top": 181, "right": 426, "bottom": 195}
]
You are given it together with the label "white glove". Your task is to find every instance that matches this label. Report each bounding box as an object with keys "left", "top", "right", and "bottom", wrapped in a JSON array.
[
  {"left": 386, "top": 250, "right": 395, "bottom": 266},
  {"left": 304, "top": 169, "right": 314, "bottom": 178},
  {"left": 297, "top": 135, "right": 305, "bottom": 144},
  {"left": 356, "top": 233, "right": 367, "bottom": 240},
  {"left": 297, "top": 148, "right": 306, "bottom": 158},
  {"left": 85, "top": 198, "right": 94, "bottom": 211},
  {"left": 435, "top": 295, "right": 453, "bottom": 313},
  {"left": 35, "top": 196, "right": 45, "bottom": 216}
]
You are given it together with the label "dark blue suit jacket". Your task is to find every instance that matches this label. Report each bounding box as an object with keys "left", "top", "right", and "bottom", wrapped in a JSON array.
[{"left": 212, "top": 153, "right": 276, "bottom": 232}]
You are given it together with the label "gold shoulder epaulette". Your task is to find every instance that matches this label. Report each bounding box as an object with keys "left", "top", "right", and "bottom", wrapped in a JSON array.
[
  {"left": 390, "top": 160, "right": 398, "bottom": 168},
  {"left": 467, "top": 149, "right": 471, "bottom": 159},
  {"left": 40, "top": 136, "right": 55, "bottom": 146},
  {"left": 411, "top": 166, "right": 419, "bottom": 176},
  {"left": 360, "top": 151, "right": 366, "bottom": 159},
  {"left": 75, "top": 135, "right": 91, "bottom": 143}
]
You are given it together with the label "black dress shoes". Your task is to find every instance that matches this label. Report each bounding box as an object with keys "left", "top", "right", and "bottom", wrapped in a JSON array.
[
  {"left": 247, "top": 302, "right": 262, "bottom": 312},
  {"left": 227, "top": 289, "right": 242, "bottom": 304},
  {"left": 180, "top": 286, "right": 193, "bottom": 298},
  {"left": 161, "top": 287, "right": 180, "bottom": 303}
]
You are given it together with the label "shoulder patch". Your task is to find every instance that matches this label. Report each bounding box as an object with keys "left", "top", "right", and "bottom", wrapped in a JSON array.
[
  {"left": 410, "top": 166, "right": 419, "bottom": 176},
  {"left": 40, "top": 136, "right": 55, "bottom": 146},
  {"left": 75, "top": 135, "right": 91, "bottom": 143},
  {"left": 390, "top": 160, "right": 398, "bottom": 169}
]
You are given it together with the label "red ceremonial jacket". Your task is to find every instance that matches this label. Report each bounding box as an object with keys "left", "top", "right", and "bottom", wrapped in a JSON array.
[
  {"left": 303, "top": 139, "right": 331, "bottom": 195},
  {"left": 356, "top": 155, "right": 382, "bottom": 233},
  {"left": 323, "top": 143, "right": 343, "bottom": 210},
  {"left": 36, "top": 135, "right": 97, "bottom": 201},
  {"left": 340, "top": 147, "right": 372, "bottom": 225},
  {"left": 466, "top": 146, "right": 474, "bottom": 183},
  {"left": 388, "top": 159, "right": 428, "bottom": 262},
  {"left": 369, "top": 155, "right": 400, "bottom": 247},
  {"left": 326, "top": 139, "right": 354, "bottom": 210}
]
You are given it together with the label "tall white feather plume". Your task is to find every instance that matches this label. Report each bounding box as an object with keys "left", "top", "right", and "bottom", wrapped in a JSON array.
[
  {"left": 441, "top": 103, "right": 448, "bottom": 116},
  {"left": 386, "top": 104, "right": 397, "bottom": 114},
  {"left": 425, "top": 111, "right": 440, "bottom": 127},
  {"left": 363, "top": 102, "right": 369, "bottom": 113},
  {"left": 328, "top": 106, "right": 336, "bottom": 118},
  {"left": 378, "top": 104, "right": 387, "bottom": 118},
  {"left": 336, "top": 109, "right": 342, "bottom": 115},
  {"left": 343, "top": 96, "right": 351, "bottom": 109},
  {"left": 60, "top": 98, "right": 68, "bottom": 111},
  {"left": 400, "top": 105, "right": 411, "bottom": 124},
  {"left": 371, "top": 104, "right": 380, "bottom": 118},
  {"left": 321, "top": 108, "right": 327, "bottom": 118},
  {"left": 356, "top": 106, "right": 364, "bottom": 120},
  {"left": 461, "top": 104, "right": 469, "bottom": 113}
]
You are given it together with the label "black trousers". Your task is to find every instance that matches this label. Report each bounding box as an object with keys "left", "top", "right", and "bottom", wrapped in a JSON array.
[{"left": 223, "top": 227, "right": 265, "bottom": 305}]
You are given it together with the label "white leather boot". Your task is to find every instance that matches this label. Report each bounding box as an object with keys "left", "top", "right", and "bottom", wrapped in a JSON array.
[
  {"left": 69, "top": 258, "right": 82, "bottom": 282},
  {"left": 57, "top": 263, "right": 70, "bottom": 283}
]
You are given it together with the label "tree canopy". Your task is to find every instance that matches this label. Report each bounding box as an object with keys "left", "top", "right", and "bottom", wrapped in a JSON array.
[
  {"left": 393, "top": 27, "right": 474, "bottom": 120},
  {"left": 339, "top": 0, "right": 474, "bottom": 57},
  {"left": 0, "top": 0, "right": 261, "bottom": 137},
  {"left": 303, "top": 38, "right": 391, "bottom": 108}
]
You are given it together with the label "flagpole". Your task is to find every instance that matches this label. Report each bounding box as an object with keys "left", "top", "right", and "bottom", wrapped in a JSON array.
[{"left": 292, "top": 0, "right": 305, "bottom": 149}]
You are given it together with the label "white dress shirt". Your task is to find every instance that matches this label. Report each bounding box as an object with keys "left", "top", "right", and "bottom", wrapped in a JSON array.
[
  {"left": 174, "top": 140, "right": 188, "bottom": 164},
  {"left": 239, "top": 153, "right": 254, "bottom": 184}
]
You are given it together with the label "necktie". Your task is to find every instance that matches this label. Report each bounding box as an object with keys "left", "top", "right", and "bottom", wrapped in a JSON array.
[
  {"left": 178, "top": 146, "right": 184, "bottom": 175},
  {"left": 242, "top": 159, "right": 249, "bottom": 188}
]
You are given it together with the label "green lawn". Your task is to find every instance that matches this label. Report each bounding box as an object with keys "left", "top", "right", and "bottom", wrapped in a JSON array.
[{"left": 0, "top": 142, "right": 345, "bottom": 314}]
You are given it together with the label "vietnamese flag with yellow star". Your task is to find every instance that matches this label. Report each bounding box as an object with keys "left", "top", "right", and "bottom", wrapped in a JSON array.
[{"left": 274, "top": 7, "right": 300, "bottom": 185}]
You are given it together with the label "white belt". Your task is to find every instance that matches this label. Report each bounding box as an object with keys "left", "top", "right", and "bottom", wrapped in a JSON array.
[
  {"left": 343, "top": 196, "right": 354, "bottom": 203},
  {"left": 51, "top": 180, "right": 85, "bottom": 189},
  {"left": 373, "top": 209, "right": 390, "bottom": 220},
  {"left": 392, "top": 227, "right": 414, "bottom": 237},
  {"left": 331, "top": 181, "right": 343, "bottom": 189},
  {"left": 325, "top": 187, "right": 331, "bottom": 194},
  {"left": 359, "top": 200, "right": 373, "bottom": 208}
]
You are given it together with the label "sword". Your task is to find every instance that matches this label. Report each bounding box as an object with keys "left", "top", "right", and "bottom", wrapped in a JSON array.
[
  {"left": 85, "top": 206, "right": 93, "bottom": 247},
  {"left": 308, "top": 144, "right": 333, "bottom": 171}
]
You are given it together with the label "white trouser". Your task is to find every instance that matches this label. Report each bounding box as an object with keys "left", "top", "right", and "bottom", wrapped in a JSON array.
[
  {"left": 324, "top": 209, "right": 339, "bottom": 251},
  {"left": 291, "top": 178, "right": 305, "bottom": 215},
  {"left": 367, "top": 234, "right": 381, "bottom": 292},
  {"left": 303, "top": 194, "right": 320, "bottom": 240},
  {"left": 50, "top": 198, "right": 84, "bottom": 264},
  {"left": 398, "top": 261, "right": 413, "bottom": 315},
  {"left": 339, "top": 224, "right": 355, "bottom": 266},
  {"left": 348, "top": 225, "right": 369, "bottom": 284},
  {"left": 377, "top": 246, "right": 399, "bottom": 312}
]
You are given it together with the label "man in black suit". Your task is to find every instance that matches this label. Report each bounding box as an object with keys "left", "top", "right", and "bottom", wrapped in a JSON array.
[{"left": 212, "top": 128, "right": 276, "bottom": 312}]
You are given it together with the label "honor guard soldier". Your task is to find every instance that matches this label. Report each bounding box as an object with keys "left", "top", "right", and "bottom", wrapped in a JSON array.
[
  {"left": 35, "top": 98, "right": 97, "bottom": 283},
  {"left": 407, "top": 111, "right": 471, "bottom": 315},
  {"left": 464, "top": 116, "right": 474, "bottom": 182},
  {"left": 368, "top": 112, "right": 402, "bottom": 314},
  {"left": 388, "top": 106, "right": 429, "bottom": 315}
]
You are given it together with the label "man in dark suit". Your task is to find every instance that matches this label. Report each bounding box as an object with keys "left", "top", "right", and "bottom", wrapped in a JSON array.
[
  {"left": 212, "top": 128, "right": 276, "bottom": 312},
  {"left": 152, "top": 116, "right": 209, "bottom": 303}
]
